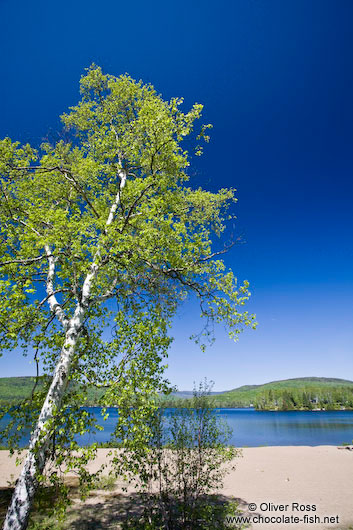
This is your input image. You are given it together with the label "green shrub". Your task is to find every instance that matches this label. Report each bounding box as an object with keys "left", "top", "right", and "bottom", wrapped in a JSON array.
[{"left": 122, "top": 380, "right": 243, "bottom": 529}]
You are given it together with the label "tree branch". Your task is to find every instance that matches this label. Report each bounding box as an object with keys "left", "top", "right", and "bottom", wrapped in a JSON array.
[
  {"left": 81, "top": 169, "right": 127, "bottom": 307},
  {"left": 8, "top": 164, "right": 100, "bottom": 219},
  {"left": 45, "top": 245, "right": 69, "bottom": 329},
  {"left": 90, "top": 277, "right": 118, "bottom": 304},
  {"left": 196, "top": 241, "right": 236, "bottom": 263},
  {"left": 38, "top": 288, "right": 71, "bottom": 308},
  {"left": 0, "top": 254, "right": 49, "bottom": 267},
  {"left": 119, "top": 182, "right": 154, "bottom": 233},
  {"left": 61, "top": 171, "right": 100, "bottom": 219},
  {"left": 14, "top": 218, "right": 43, "bottom": 237}
]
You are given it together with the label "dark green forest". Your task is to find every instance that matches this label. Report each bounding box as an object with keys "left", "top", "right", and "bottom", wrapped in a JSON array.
[{"left": 2, "top": 376, "right": 352, "bottom": 411}]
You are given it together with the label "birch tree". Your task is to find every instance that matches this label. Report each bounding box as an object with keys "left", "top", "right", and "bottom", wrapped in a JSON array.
[{"left": 0, "top": 65, "right": 255, "bottom": 529}]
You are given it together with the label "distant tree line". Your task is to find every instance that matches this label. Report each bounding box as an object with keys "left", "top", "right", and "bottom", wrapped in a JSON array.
[
  {"left": 253, "top": 387, "right": 353, "bottom": 411},
  {"left": 160, "top": 385, "right": 353, "bottom": 411},
  {"left": 2, "top": 380, "right": 353, "bottom": 411}
]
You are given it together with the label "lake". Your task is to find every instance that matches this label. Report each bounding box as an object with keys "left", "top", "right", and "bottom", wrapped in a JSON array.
[{"left": 2, "top": 407, "right": 353, "bottom": 447}]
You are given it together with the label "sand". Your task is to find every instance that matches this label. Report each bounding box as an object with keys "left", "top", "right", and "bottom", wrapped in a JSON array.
[
  {"left": 1, "top": 446, "right": 352, "bottom": 529},
  {"left": 223, "top": 446, "right": 353, "bottom": 529}
]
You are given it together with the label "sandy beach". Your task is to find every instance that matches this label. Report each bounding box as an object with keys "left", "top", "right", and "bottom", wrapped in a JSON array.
[
  {"left": 1, "top": 446, "right": 352, "bottom": 529},
  {"left": 223, "top": 446, "right": 353, "bottom": 529}
]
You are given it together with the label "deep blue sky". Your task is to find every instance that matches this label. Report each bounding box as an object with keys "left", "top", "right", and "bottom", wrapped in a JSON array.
[{"left": 1, "top": 0, "right": 352, "bottom": 390}]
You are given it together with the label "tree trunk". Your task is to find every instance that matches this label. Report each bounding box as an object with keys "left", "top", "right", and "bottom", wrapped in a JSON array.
[
  {"left": 2, "top": 309, "right": 85, "bottom": 530},
  {"left": 3, "top": 171, "right": 126, "bottom": 530}
]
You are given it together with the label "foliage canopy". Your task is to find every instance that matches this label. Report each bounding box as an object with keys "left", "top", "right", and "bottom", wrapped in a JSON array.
[{"left": 0, "top": 65, "right": 255, "bottom": 529}]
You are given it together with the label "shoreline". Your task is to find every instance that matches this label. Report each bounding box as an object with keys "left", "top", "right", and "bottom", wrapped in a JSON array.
[{"left": 3, "top": 404, "right": 353, "bottom": 411}]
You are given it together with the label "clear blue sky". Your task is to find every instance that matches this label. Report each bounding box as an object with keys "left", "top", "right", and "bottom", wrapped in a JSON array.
[{"left": 1, "top": 0, "right": 352, "bottom": 390}]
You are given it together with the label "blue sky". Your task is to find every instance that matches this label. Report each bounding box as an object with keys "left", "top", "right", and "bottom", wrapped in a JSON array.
[{"left": 1, "top": 0, "right": 352, "bottom": 390}]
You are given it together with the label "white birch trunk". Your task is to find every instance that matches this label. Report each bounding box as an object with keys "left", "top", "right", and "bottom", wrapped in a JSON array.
[
  {"left": 2, "top": 306, "right": 85, "bottom": 530},
  {"left": 3, "top": 170, "right": 127, "bottom": 530}
]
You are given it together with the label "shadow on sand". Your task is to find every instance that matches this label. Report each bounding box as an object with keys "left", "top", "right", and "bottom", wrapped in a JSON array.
[{"left": 0, "top": 485, "right": 250, "bottom": 529}]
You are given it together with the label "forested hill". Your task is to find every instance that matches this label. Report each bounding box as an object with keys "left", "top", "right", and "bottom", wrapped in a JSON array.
[
  {"left": 163, "top": 377, "right": 353, "bottom": 410},
  {"left": 207, "top": 377, "right": 353, "bottom": 410},
  {"left": 0, "top": 377, "right": 220, "bottom": 405},
  {"left": 1, "top": 376, "right": 353, "bottom": 410},
  {"left": 0, "top": 376, "right": 103, "bottom": 406},
  {"left": 0, "top": 377, "right": 41, "bottom": 405},
  {"left": 230, "top": 376, "right": 353, "bottom": 391}
]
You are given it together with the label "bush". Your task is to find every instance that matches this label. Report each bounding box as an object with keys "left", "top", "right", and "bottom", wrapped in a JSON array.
[{"left": 122, "top": 380, "right": 243, "bottom": 529}]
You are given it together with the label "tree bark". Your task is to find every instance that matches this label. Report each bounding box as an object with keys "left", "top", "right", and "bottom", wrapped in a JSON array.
[
  {"left": 2, "top": 170, "right": 126, "bottom": 530},
  {"left": 2, "top": 310, "right": 84, "bottom": 530}
]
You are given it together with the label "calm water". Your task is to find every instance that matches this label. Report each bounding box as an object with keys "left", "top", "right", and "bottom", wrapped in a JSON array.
[{"left": 1, "top": 407, "right": 353, "bottom": 447}]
